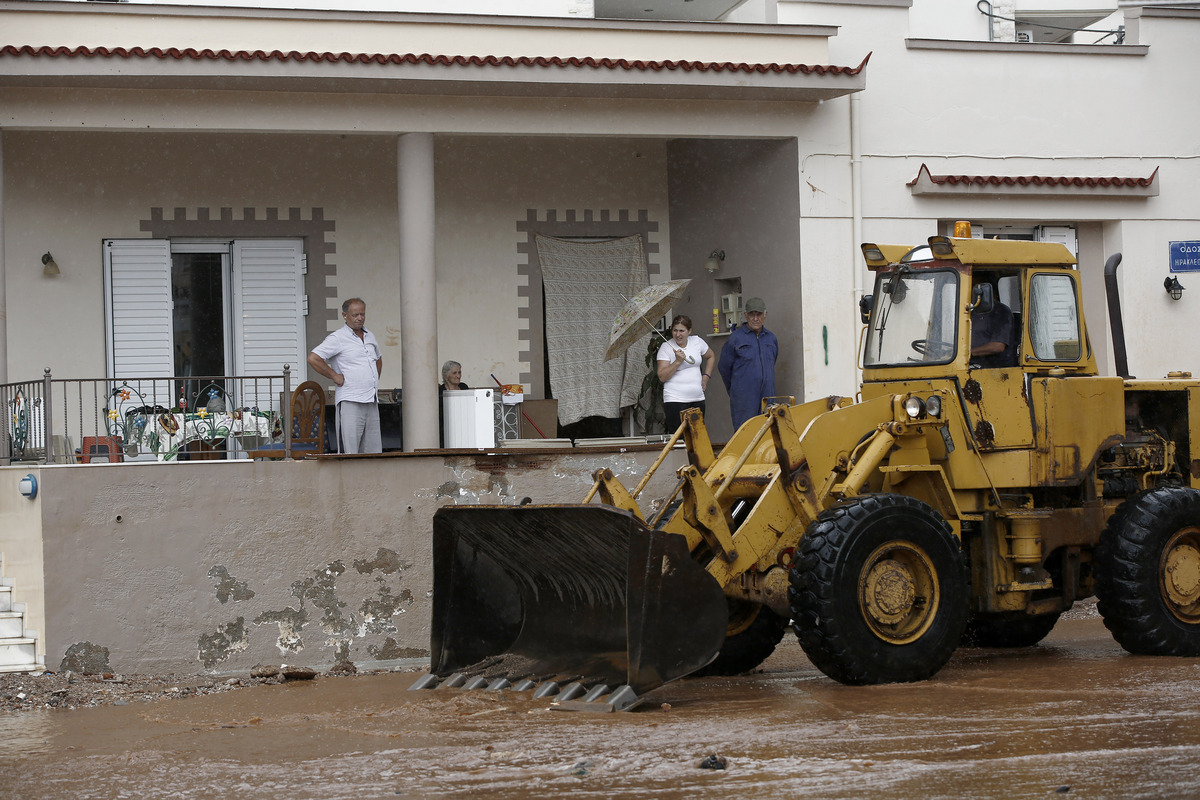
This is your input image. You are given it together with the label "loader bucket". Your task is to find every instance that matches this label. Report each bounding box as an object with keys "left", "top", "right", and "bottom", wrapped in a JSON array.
[{"left": 431, "top": 503, "right": 728, "bottom": 695}]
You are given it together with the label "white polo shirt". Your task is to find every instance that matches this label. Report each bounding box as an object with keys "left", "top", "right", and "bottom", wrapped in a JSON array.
[{"left": 312, "top": 324, "right": 381, "bottom": 405}]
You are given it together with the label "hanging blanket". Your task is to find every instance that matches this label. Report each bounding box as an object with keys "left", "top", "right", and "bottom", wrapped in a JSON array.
[{"left": 536, "top": 234, "right": 649, "bottom": 426}]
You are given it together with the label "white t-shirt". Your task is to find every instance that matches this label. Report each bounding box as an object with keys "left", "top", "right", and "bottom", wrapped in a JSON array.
[
  {"left": 657, "top": 335, "right": 710, "bottom": 403},
  {"left": 311, "top": 324, "right": 381, "bottom": 405}
]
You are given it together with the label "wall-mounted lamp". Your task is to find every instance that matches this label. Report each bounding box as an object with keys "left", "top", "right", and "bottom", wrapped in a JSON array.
[
  {"left": 18, "top": 473, "right": 38, "bottom": 500},
  {"left": 704, "top": 249, "right": 725, "bottom": 274},
  {"left": 41, "top": 252, "right": 60, "bottom": 277},
  {"left": 1165, "top": 276, "right": 1185, "bottom": 301}
]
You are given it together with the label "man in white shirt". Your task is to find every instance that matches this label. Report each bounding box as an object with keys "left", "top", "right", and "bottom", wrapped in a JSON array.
[{"left": 307, "top": 297, "right": 383, "bottom": 454}]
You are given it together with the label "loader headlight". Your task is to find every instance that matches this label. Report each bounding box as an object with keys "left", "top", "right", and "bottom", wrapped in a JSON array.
[
  {"left": 925, "top": 395, "right": 942, "bottom": 418},
  {"left": 904, "top": 396, "right": 925, "bottom": 419}
]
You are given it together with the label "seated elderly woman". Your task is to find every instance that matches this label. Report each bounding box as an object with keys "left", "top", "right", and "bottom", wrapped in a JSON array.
[
  {"left": 438, "top": 360, "right": 469, "bottom": 447},
  {"left": 439, "top": 360, "right": 470, "bottom": 392}
]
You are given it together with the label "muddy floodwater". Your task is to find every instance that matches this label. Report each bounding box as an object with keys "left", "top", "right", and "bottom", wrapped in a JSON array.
[{"left": 3, "top": 603, "right": 1200, "bottom": 799}]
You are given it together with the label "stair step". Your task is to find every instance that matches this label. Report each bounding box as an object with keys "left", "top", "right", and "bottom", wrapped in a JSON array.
[
  {"left": 0, "top": 612, "right": 24, "bottom": 639},
  {"left": 0, "top": 586, "right": 11, "bottom": 613},
  {"left": 0, "top": 662, "right": 46, "bottom": 675},
  {"left": 0, "top": 638, "right": 39, "bottom": 667}
]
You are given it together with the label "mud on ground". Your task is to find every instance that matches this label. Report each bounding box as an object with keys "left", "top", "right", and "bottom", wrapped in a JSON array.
[
  {"left": 0, "top": 661, "right": 404, "bottom": 713},
  {"left": 0, "top": 599, "right": 1101, "bottom": 714}
]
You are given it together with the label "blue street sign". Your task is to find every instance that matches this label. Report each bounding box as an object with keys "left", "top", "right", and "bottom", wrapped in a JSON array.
[{"left": 1170, "top": 241, "right": 1200, "bottom": 272}]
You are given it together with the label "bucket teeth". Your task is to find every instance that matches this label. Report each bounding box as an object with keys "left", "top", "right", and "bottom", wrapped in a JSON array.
[{"left": 408, "top": 671, "right": 643, "bottom": 712}]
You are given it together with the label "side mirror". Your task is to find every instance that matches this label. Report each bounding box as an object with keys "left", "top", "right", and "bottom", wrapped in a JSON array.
[
  {"left": 859, "top": 294, "right": 873, "bottom": 324},
  {"left": 971, "top": 283, "right": 994, "bottom": 314}
]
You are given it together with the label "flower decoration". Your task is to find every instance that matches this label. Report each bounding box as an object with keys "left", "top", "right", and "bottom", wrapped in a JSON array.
[
  {"left": 107, "top": 409, "right": 119, "bottom": 421},
  {"left": 119, "top": 389, "right": 131, "bottom": 401},
  {"left": 196, "top": 408, "right": 209, "bottom": 419}
]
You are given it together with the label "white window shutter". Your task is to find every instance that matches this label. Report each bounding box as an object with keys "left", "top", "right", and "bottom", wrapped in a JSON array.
[
  {"left": 104, "top": 239, "right": 174, "bottom": 400},
  {"left": 231, "top": 240, "right": 307, "bottom": 392}
]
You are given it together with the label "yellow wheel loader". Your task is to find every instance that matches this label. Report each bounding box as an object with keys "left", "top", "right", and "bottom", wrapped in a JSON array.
[{"left": 422, "top": 230, "right": 1200, "bottom": 709}]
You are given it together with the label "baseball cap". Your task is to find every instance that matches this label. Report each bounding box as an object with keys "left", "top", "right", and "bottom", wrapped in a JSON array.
[{"left": 745, "top": 297, "right": 767, "bottom": 313}]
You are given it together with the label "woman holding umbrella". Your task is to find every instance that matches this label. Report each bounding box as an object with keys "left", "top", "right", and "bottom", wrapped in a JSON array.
[{"left": 656, "top": 314, "right": 716, "bottom": 432}]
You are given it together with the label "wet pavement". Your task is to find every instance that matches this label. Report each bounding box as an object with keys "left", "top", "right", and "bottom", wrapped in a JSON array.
[{"left": 3, "top": 602, "right": 1200, "bottom": 799}]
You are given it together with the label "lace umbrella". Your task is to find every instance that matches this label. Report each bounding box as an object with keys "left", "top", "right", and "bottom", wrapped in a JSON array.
[{"left": 603, "top": 278, "right": 691, "bottom": 362}]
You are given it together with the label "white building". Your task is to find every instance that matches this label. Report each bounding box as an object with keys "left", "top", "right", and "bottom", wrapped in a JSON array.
[{"left": 3, "top": 0, "right": 1196, "bottom": 445}]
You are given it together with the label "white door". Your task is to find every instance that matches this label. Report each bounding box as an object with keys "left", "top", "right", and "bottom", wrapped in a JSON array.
[{"left": 104, "top": 238, "right": 307, "bottom": 412}]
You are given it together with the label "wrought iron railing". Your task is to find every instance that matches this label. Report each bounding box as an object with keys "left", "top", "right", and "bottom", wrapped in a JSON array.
[{"left": 2, "top": 367, "right": 298, "bottom": 465}]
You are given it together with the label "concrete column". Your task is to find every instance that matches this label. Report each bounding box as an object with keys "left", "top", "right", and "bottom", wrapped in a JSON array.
[
  {"left": 397, "top": 133, "right": 438, "bottom": 451},
  {"left": 0, "top": 131, "right": 7, "bottom": 383}
]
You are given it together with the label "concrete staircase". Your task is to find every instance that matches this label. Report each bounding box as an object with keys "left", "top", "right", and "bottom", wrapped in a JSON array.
[{"left": 0, "top": 558, "right": 44, "bottom": 674}]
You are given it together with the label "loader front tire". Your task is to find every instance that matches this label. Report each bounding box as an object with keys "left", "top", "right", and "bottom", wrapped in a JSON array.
[
  {"left": 789, "top": 494, "right": 968, "bottom": 685},
  {"left": 693, "top": 600, "right": 788, "bottom": 677},
  {"left": 1096, "top": 487, "right": 1200, "bottom": 656}
]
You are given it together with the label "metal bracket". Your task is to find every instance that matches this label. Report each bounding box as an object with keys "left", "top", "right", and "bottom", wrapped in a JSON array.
[{"left": 679, "top": 465, "right": 737, "bottom": 562}]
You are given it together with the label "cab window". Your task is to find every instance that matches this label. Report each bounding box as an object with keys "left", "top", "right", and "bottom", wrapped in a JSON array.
[{"left": 1027, "top": 273, "right": 1081, "bottom": 361}]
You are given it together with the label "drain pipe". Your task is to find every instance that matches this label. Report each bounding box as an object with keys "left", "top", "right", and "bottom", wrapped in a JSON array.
[
  {"left": 850, "top": 92, "right": 864, "bottom": 389},
  {"left": 1102, "top": 253, "right": 1132, "bottom": 379}
]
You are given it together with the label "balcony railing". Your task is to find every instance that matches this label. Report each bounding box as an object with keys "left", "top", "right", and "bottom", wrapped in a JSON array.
[{"left": 1, "top": 368, "right": 298, "bottom": 466}]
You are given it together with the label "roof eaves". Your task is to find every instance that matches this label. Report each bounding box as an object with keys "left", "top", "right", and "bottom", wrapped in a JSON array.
[
  {"left": 907, "top": 163, "right": 1160, "bottom": 198},
  {"left": 0, "top": 45, "right": 871, "bottom": 101}
]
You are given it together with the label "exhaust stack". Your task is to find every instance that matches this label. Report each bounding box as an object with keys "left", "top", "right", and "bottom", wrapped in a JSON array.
[{"left": 1103, "top": 253, "right": 1132, "bottom": 379}]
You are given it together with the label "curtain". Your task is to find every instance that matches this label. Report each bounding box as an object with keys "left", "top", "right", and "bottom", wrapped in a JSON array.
[{"left": 536, "top": 234, "right": 649, "bottom": 427}]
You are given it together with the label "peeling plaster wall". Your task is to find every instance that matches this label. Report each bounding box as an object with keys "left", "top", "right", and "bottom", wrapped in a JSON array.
[{"left": 11, "top": 448, "right": 686, "bottom": 674}]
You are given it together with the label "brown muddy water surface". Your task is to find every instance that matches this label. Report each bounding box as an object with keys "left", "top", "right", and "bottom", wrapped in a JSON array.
[{"left": 3, "top": 603, "right": 1200, "bottom": 799}]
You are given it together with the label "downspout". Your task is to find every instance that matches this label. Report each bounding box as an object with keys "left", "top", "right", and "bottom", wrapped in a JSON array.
[
  {"left": 850, "top": 93, "right": 864, "bottom": 389},
  {"left": 0, "top": 131, "right": 6, "bottom": 384}
]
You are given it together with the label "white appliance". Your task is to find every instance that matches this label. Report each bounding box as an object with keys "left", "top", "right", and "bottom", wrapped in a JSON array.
[{"left": 442, "top": 389, "right": 496, "bottom": 448}]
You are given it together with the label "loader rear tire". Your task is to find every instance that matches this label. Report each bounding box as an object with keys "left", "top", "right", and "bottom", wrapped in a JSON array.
[
  {"left": 789, "top": 494, "right": 968, "bottom": 685},
  {"left": 1096, "top": 487, "right": 1200, "bottom": 656},
  {"left": 962, "top": 611, "right": 1060, "bottom": 648},
  {"left": 693, "top": 600, "right": 788, "bottom": 677}
]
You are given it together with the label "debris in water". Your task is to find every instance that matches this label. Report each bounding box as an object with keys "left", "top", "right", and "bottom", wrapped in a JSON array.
[{"left": 698, "top": 754, "right": 727, "bottom": 770}]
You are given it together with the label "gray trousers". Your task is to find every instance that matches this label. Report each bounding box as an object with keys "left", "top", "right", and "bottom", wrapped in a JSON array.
[{"left": 336, "top": 400, "right": 382, "bottom": 454}]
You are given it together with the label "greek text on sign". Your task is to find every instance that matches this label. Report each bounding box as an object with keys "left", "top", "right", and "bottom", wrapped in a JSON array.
[{"left": 1170, "top": 241, "right": 1200, "bottom": 272}]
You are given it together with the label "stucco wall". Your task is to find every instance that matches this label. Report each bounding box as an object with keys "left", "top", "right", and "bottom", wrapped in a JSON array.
[{"left": 1, "top": 447, "right": 688, "bottom": 674}]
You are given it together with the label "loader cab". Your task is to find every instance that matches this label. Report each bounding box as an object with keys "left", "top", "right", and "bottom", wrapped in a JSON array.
[
  {"left": 859, "top": 236, "right": 1094, "bottom": 381},
  {"left": 860, "top": 233, "right": 1100, "bottom": 455}
]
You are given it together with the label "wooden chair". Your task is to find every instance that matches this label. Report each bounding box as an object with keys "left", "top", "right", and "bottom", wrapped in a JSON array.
[{"left": 247, "top": 381, "right": 326, "bottom": 460}]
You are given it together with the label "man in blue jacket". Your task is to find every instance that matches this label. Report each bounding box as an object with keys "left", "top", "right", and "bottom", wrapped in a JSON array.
[{"left": 718, "top": 296, "right": 779, "bottom": 430}]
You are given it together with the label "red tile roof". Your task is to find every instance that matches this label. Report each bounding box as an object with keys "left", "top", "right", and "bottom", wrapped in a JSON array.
[
  {"left": 908, "top": 162, "right": 1159, "bottom": 190},
  {"left": 0, "top": 44, "right": 870, "bottom": 76}
]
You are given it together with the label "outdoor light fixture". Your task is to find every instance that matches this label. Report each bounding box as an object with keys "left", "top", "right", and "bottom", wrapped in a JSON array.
[
  {"left": 18, "top": 473, "right": 38, "bottom": 500},
  {"left": 928, "top": 236, "right": 956, "bottom": 258},
  {"left": 1165, "top": 276, "right": 1185, "bottom": 300},
  {"left": 704, "top": 250, "right": 725, "bottom": 274},
  {"left": 41, "top": 252, "right": 60, "bottom": 277}
]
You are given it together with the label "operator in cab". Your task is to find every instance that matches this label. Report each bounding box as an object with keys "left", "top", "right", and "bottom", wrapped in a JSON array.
[{"left": 969, "top": 274, "right": 1016, "bottom": 369}]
